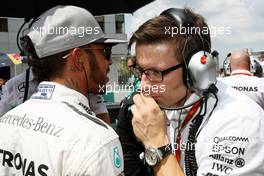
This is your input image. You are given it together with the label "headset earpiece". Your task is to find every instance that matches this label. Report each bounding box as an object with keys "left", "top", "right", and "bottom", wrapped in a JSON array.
[
  {"left": 250, "top": 58, "right": 257, "bottom": 74},
  {"left": 188, "top": 51, "right": 217, "bottom": 90},
  {"left": 160, "top": 8, "right": 217, "bottom": 92},
  {"left": 223, "top": 58, "right": 231, "bottom": 76}
]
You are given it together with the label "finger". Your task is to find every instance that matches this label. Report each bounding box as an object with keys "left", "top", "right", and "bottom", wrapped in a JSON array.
[
  {"left": 131, "top": 104, "right": 141, "bottom": 121},
  {"left": 141, "top": 93, "right": 160, "bottom": 109},
  {"left": 133, "top": 94, "right": 145, "bottom": 109},
  {"left": 132, "top": 117, "right": 148, "bottom": 145}
]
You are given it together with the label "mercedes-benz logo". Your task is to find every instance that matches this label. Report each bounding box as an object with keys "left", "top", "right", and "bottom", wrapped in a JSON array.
[{"left": 18, "top": 82, "right": 26, "bottom": 92}]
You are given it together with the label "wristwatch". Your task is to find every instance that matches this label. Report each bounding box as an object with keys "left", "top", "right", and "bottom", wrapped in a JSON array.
[{"left": 143, "top": 144, "right": 172, "bottom": 166}]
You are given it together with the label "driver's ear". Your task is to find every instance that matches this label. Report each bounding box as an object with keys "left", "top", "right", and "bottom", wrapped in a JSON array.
[{"left": 71, "top": 48, "right": 84, "bottom": 71}]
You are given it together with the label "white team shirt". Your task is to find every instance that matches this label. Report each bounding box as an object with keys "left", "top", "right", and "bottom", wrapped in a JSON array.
[
  {"left": 165, "top": 81, "right": 264, "bottom": 176},
  {"left": 0, "top": 82, "right": 124, "bottom": 176},
  {"left": 218, "top": 69, "right": 264, "bottom": 109},
  {"left": 0, "top": 70, "right": 108, "bottom": 116}
]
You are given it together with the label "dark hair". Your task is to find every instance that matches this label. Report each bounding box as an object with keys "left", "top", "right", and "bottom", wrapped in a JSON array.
[
  {"left": 129, "top": 8, "right": 211, "bottom": 64},
  {"left": 21, "top": 35, "right": 68, "bottom": 82},
  {"left": 0, "top": 66, "right": 10, "bottom": 80}
]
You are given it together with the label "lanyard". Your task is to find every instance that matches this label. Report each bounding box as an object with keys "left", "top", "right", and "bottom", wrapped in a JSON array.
[{"left": 175, "top": 100, "right": 201, "bottom": 161}]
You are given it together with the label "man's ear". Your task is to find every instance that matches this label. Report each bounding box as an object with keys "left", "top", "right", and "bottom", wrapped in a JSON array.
[{"left": 71, "top": 48, "right": 84, "bottom": 71}]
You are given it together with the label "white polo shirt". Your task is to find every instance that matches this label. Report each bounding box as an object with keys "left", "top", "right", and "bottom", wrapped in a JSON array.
[
  {"left": 166, "top": 81, "right": 264, "bottom": 175},
  {"left": 218, "top": 69, "right": 264, "bottom": 109},
  {"left": 0, "top": 82, "right": 124, "bottom": 176}
]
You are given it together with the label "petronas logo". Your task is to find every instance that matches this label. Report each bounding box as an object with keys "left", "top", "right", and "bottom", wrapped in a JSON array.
[{"left": 113, "top": 146, "right": 121, "bottom": 168}]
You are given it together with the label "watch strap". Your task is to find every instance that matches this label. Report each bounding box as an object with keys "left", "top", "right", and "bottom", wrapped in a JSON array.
[{"left": 158, "top": 143, "right": 172, "bottom": 159}]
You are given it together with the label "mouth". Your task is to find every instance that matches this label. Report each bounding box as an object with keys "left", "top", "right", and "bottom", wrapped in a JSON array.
[
  {"left": 152, "top": 95, "right": 161, "bottom": 100},
  {"left": 142, "top": 92, "right": 161, "bottom": 98}
]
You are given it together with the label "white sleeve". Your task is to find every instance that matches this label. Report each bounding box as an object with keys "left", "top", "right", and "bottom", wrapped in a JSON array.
[
  {"left": 0, "top": 80, "right": 16, "bottom": 116},
  {"left": 195, "top": 108, "right": 264, "bottom": 176},
  {"left": 64, "top": 138, "right": 124, "bottom": 176},
  {"left": 88, "top": 93, "right": 108, "bottom": 115}
]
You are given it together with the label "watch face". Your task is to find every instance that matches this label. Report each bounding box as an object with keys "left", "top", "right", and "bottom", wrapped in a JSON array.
[{"left": 145, "top": 147, "right": 159, "bottom": 166}]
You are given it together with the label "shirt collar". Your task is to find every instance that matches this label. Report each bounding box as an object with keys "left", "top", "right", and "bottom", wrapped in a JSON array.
[
  {"left": 165, "top": 93, "right": 201, "bottom": 120},
  {"left": 31, "top": 81, "right": 90, "bottom": 110}
]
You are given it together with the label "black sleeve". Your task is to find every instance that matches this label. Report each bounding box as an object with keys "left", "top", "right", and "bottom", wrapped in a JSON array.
[{"left": 116, "top": 100, "right": 153, "bottom": 176}]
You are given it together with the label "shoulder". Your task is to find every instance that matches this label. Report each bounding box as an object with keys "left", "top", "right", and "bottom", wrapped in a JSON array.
[
  {"left": 218, "top": 75, "right": 264, "bottom": 84},
  {"left": 200, "top": 81, "right": 264, "bottom": 137},
  {"left": 195, "top": 84, "right": 264, "bottom": 174},
  {"left": 217, "top": 81, "right": 263, "bottom": 117},
  {"left": 7, "top": 71, "right": 27, "bottom": 84},
  {"left": 51, "top": 100, "right": 119, "bottom": 145}
]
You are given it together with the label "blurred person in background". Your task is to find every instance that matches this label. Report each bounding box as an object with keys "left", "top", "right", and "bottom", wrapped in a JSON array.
[{"left": 219, "top": 50, "right": 264, "bottom": 109}]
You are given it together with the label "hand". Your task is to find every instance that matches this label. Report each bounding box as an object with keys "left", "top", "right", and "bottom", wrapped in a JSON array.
[{"left": 131, "top": 94, "right": 169, "bottom": 148}]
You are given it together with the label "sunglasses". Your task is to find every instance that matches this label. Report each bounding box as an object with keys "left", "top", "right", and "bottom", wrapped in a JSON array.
[
  {"left": 82, "top": 47, "right": 112, "bottom": 60},
  {"left": 62, "top": 47, "right": 112, "bottom": 60}
]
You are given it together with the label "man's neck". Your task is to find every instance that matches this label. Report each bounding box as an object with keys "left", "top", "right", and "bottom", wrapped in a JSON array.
[
  {"left": 50, "top": 77, "right": 87, "bottom": 96},
  {"left": 231, "top": 69, "right": 253, "bottom": 76}
]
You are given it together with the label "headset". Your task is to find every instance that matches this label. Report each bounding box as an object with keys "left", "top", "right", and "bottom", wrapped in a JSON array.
[
  {"left": 160, "top": 8, "right": 218, "bottom": 93},
  {"left": 223, "top": 53, "right": 231, "bottom": 76},
  {"left": 223, "top": 53, "right": 257, "bottom": 76}
]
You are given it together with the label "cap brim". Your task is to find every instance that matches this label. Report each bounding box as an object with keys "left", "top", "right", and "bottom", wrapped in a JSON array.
[{"left": 95, "top": 37, "right": 127, "bottom": 45}]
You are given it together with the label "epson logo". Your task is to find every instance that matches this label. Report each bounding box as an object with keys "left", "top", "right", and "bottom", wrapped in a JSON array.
[{"left": 212, "top": 145, "right": 245, "bottom": 156}]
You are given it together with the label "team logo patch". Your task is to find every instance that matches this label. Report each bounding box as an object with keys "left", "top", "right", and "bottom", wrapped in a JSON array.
[
  {"left": 18, "top": 82, "right": 26, "bottom": 92},
  {"left": 235, "top": 158, "right": 245, "bottom": 168},
  {"left": 31, "top": 84, "right": 55, "bottom": 100},
  {"left": 113, "top": 146, "right": 121, "bottom": 168}
]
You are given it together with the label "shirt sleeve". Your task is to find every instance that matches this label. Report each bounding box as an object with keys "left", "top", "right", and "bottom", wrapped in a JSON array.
[
  {"left": 88, "top": 93, "right": 108, "bottom": 115},
  {"left": 0, "top": 80, "right": 15, "bottom": 116},
  {"left": 64, "top": 138, "right": 124, "bottom": 176},
  {"left": 195, "top": 107, "right": 264, "bottom": 176}
]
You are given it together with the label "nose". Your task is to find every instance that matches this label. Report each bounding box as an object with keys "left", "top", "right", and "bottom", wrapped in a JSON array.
[{"left": 141, "top": 73, "right": 151, "bottom": 92}]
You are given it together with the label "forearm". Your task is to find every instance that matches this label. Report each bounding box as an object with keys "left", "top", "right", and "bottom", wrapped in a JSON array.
[{"left": 154, "top": 155, "right": 184, "bottom": 176}]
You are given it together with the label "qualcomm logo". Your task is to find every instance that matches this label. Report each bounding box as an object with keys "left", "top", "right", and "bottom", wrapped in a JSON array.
[{"left": 113, "top": 146, "right": 121, "bottom": 168}]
